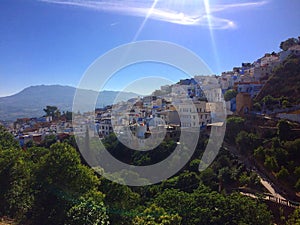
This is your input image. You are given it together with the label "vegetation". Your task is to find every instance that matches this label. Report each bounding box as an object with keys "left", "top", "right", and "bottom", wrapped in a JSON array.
[
  {"left": 224, "top": 89, "right": 237, "bottom": 101},
  {"left": 280, "top": 37, "right": 300, "bottom": 51},
  {"left": 0, "top": 124, "right": 277, "bottom": 224},
  {"left": 0, "top": 126, "right": 109, "bottom": 225},
  {"left": 255, "top": 56, "right": 300, "bottom": 104}
]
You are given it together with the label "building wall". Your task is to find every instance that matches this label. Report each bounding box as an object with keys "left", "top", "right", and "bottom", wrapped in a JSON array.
[{"left": 236, "top": 93, "right": 253, "bottom": 115}]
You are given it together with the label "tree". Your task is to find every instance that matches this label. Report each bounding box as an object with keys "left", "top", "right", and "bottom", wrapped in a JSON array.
[
  {"left": 175, "top": 171, "right": 200, "bottom": 192},
  {"left": 31, "top": 143, "right": 101, "bottom": 225},
  {"left": 294, "top": 167, "right": 300, "bottom": 179},
  {"left": 43, "top": 105, "right": 57, "bottom": 116},
  {"left": 65, "top": 191, "right": 109, "bottom": 225},
  {"left": 276, "top": 166, "right": 289, "bottom": 181},
  {"left": 285, "top": 139, "right": 300, "bottom": 159},
  {"left": 199, "top": 168, "right": 218, "bottom": 190},
  {"left": 264, "top": 156, "right": 279, "bottom": 172},
  {"left": 225, "top": 117, "right": 245, "bottom": 144},
  {"left": 43, "top": 105, "right": 60, "bottom": 119},
  {"left": 277, "top": 120, "right": 292, "bottom": 141},
  {"left": 262, "top": 95, "right": 278, "bottom": 110},
  {"left": 99, "top": 178, "right": 140, "bottom": 225},
  {"left": 235, "top": 131, "right": 260, "bottom": 154},
  {"left": 42, "top": 134, "right": 57, "bottom": 148},
  {"left": 286, "top": 208, "right": 300, "bottom": 225},
  {"left": 253, "top": 102, "right": 262, "bottom": 111},
  {"left": 63, "top": 111, "right": 73, "bottom": 121},
  {"left": 280, "top": 37, "right": 299, "bottom": 51},
  {"left": 282, "top": 100, "right": 292, "bottom": 108},
  {"left": 224, "top": 89, "right": 237, "bottom": 101},
  {"left": 0, "top": 149, "right": 33, "bottom": 219},
  {"left": 153, "top": 186, "right": 273, "bottom": 225},
  {"left": 132, "top": 204, "right": 182, "bottom": 225},
  {"left": 0, "top": 126, "right": 20, "bottom": 150},
  {"left": 0, "top": 127, "right": 33, "bottom": 219},
  {"left": 254, "top": 146, "right": 266, "bottom": 161},
  {"left": 295, "top": 179, "right": 300, "bottom": 192}
]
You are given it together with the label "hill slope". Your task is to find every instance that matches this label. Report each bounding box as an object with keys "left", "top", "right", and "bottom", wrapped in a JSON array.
[
  {"left": 0, "top": 85, "right": 140, "bottom": 121},
  {"left": 255, "top": 56, "right": 300, "bottom": 103}
]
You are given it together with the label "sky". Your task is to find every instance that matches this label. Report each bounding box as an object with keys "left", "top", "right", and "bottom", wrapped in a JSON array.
[{"left": 0, "top": 0, "right": 299, "bottom": 96}]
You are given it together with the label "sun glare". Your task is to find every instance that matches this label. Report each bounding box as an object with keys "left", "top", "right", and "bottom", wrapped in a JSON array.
[
  {"left": 132, "top": 0, "right": 159, "bottom": 41},
  {"left": 203, "top": 0, "right": 220, "bottom": 72}
]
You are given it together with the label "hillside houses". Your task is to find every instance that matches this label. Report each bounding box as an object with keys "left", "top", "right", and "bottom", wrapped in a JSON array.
[
  {"left": 7, "top": 43, "right": 300, "bottom": 147},
  {"left": 219, "top": 44, "right": 300, "bottom": 116}
]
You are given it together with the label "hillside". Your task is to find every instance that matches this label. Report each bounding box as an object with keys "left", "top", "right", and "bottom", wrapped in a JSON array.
[
  {"left": 0, "top": 85, "right": 140, "bottom": 121},
  {"left": 255, "top": 56, "right": 300, "bottom": 104}
]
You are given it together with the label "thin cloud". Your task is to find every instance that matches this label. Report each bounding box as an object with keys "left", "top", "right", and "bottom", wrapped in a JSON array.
[
  {"left": 211, "top": 1, "right": 268, "bottom": 12},
  {"left": 39, "top": 0, "right": 268, "bottom": 29}
]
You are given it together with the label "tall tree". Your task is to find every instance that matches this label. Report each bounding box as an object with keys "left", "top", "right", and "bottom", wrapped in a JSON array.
[
  {"left": 31, "top": 143, "right": 103, "bottom": 225},
  {"left": 43, "top": 105, "right": 60, "bottom": 118}
]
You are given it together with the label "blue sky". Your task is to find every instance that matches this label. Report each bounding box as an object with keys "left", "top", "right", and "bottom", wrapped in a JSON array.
[{"left": 0, "top": 0, "right": 299, "bottom": 96}]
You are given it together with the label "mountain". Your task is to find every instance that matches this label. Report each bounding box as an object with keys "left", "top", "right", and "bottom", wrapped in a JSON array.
[{"left": 0, "top": 85, "right": 140, "bottom": 121}]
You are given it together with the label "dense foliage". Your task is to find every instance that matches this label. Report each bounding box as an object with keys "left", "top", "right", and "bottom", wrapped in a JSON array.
[
  {"left": 0, "top": 125, "right": 278, "bottom": 224},
  {"left": 0, "top": 126, "right": 109, "bottom": 225}
]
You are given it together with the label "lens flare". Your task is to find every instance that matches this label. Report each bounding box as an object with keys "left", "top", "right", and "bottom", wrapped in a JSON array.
[
  {"left": 204, "top": 0, "right": 220, "bottom": 73},
  {"left": 132, "top": 0, "right": 159, "bottom": 41}
]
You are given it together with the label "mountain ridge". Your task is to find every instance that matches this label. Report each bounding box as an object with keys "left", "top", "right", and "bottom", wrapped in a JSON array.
[{"left": 0, "top": 85, "right": 140, "bottom": 121}]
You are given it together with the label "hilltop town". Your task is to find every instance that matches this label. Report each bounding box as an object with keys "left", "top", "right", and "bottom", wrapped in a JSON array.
[
  {"left": 1, "top": 31, "right": 300, "bottom": 225},
  {"left": 4, "top": 37, "right": 300, "bottom": 148}
]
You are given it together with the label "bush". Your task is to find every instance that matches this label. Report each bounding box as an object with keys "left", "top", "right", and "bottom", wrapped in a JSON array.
[{"left": 276, "top": 166, "right": 289, "bottom": 181}]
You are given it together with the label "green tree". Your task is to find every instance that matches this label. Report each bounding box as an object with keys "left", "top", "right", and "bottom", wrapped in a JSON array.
[
  {"left": 294, "top": 167, "right": 300, "bottom": 179},
  {"left": 286, "top": 208, "right": 300, "bottom": 225},
  {"left": 99, "top": 178, "right": 140, "bottom": 225},
  {"left": 277, "top": 120, "right": 292, "bottom": 141},
  {"left": 42, "top": 134, "right": 57, "bottom": 148},
  {"left": 264, "top": 155, "right": 279, "bottom": 171},
  {"left": 276, "top": 166, "right": 289, "bottom": 181},
  {"left": 239, "top": 172, "right": 250, "bottom": 187},
  {"left": 43, "top": 105, "right": 59, "bottom": 118},
  {"left": 175, "top": 171, "right": 200, "bottom": 192},
  {"left": 65, "top": 191, "right": 109, "bottom": 225},
  {"left": 31, "top": 143, "right": 101, "bottom": 225},
  {"left": 224, "top": 89, "right": 237, "bottom": 101},
  {"left": 0, "top": 127, "right": 34, "bottom": 219},
  {"left": 0, "top": 126, "right": 20, "bottom": 150},
  {"left": 132, "top": 204, "right": 182, "bottom": 225},
  {"left": 0, "top": 149, "right": 33, "bottom": 219},
  {"left": 285, "top": 139, "right": 300, "bottom": 159},
  {"left": 225, "top": 117, "right": 245, "bottom": 144},
  {"left": 199, "top": 168, "right": 218, "bottom": 190},
  {"left": 235, "top": 131, "right": 260, "bottom": 154},
  {"left": 280, "top": 37, "right": 299, "bottom": 51},
  {"left": 254, "top": 146, "right": 266, "bottom": 161},
  {"left": 262, "top": 95, "right": 278, "bottom": 110},
  {"left": 153, "top": 186, "right": 273, "bottom": 225}
]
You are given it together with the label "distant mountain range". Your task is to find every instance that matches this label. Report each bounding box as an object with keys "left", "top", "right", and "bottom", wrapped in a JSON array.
[{"left": 0, "top": 85, "right": 140, "bottom": 121}]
